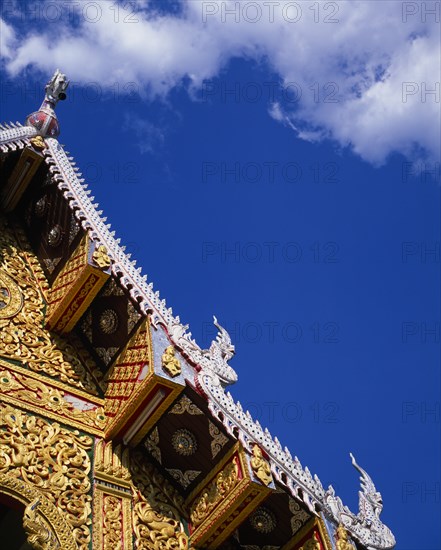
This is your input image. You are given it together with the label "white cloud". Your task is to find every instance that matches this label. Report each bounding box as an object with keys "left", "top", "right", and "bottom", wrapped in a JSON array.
[
  {"left": 0, "top": 18, "right": 17, "bottom": 60},
  {"left": 1, "top": 0, "right": 439, "bottom": 164}
]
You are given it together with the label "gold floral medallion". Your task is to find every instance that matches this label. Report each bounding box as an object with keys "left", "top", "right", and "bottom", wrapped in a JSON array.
[{"left": 0, "top": 269, "right": 23, "bottom": 319}]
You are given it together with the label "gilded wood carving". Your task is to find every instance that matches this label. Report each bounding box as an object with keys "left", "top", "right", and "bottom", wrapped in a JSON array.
[
  {"left": 161, "top": 346, "right": 181, "bottom": 377},
  {"left": 0, "top": 403, "right": 93, "bottom": 549},
  {"left": 190, "top": 456, "right": 240, "bottom": 528},
  {"left": 0, "top": 364, "right": 106, "bottom": 433},
  {"left": 335, "top": 525, "right": 356, "bottom": 550},
  {"left": 300, "top": 532, "right": 321, "bottom": 550},
  {"left": 0, "top": 218, "right": 99, "bottom": 394},
  {"left": 130, "top": 451, "right": 189, "bottom": 549},
  {"left": 23, "top": 498, "right": 60, "bottom": 550},
  {"left": 250, "top": 444, "right": 273, "bottom": 486},
  {"left": 0, "top": 473, "right": 77, "bottom": 550}
]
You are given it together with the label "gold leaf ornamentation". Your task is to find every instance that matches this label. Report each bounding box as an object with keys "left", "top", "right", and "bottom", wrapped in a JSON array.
[
  {"left": 169, "top": 395, "right": 203, "bottom": 416},
  {"left": 144, "top": 427, "right": 162, "bottom": 464},
  {"left": 166, "top": 468, "right": 201, "bottom": 489},
  {"left": 0, "top": 219, "right": 98, "bottom": 394},
  {"left": 0, "top": 369, "right": 25, "bottom": 391},
  {"left": 0, "top": 269, "right": 23, "bottom": 319},
  {"left": 94, "top": 439, "right": 131, "bottom": 483},
  {"left": 93, "top": 441, "right": 132, "bottom": 549},
  {"left": 335, "top": 524, "right": 356, "bottom": 550},
  {"left": 102, "top": 278, "right": 125, "bottom": 297},
  {"left": 96, "top": 346, "right": 119, "bottom": 366},
  {"left": 0, "top": 365, "right": 106, "bottom": 431},
  {"left": 250, "top": 444, "right": 273, "bottom": 486},
  {"left": 0, "top": 474, "right": 77, "bottom": 550},
  {"left": 161, "top": 345, "right": 181, "bottom": 377},
  {"left": 103, "top": 321, "right": 152, "bottom": 429},
  {"left": 103, "top": 495, "right": 123, "bottom": 550},
  {"left": 0, "top": 403, "right": 93, "bottom": 549},
  {"left": 43, "top": 256, "right": 61, "bottom": 274},
  {"left": 208, "top": 420, "right": 228, "bottom": 458},
  {"left": 130, "top": 452, "right": 188, "bottom": 549},
  {"left": 171, "top": 429, "right": 197, "bottom": 456},
  {"left": 248, "top": 506, "right": 277, "bottom": 534},
  {"left": 127, "top": 299, "right": 141, "bottom": 334},
  {"left": 190, "top": 456, "right": 240, "bottom": 528},
  {"left": 30, "top": 135, "right": 46, "bottom": 150},
  {"left": 288, "top": 498, "right": 310, "bottom": 534},
  {"left": 300, "top": 532, "right": 321, "bottom": 550},
  {"left": 23, "top": 498, "right": 60, "bottom": 550},
  {"left": 92, "top": 245, "right": 111, "bottom": 269}
]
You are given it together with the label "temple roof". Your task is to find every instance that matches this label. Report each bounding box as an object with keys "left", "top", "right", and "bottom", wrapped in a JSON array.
[{"left": 0, "top": 71, "right": 395, "bottom": 550}]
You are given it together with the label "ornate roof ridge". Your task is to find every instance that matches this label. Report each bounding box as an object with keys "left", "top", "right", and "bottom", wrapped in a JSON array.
[
  {"left": 42, "top": 137, "right": 240, "bottom": 382},
  {"left": 0, "top": 99, "right": 395, "bottom": 550},
  {"left": 0, "top": 122, "right": 237, "bottom": 384},
  {"left": 197, "top": 370, "right": 395, "bottom": 549},
  {"left": 0, "top": 122, "right": 37, "bottom": 152}
]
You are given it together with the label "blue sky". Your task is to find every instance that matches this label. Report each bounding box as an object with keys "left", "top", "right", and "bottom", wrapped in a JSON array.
[{"left": 1, "top": 1, "right": 440, "bottom": 548}]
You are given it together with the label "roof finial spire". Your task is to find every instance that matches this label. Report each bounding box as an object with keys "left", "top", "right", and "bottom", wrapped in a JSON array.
[
  {"left": 25, "top": 69, "right": 69, "bottom": 138},
  {"left": 43, "top": 69, "right": 69, "bottom": 106}
]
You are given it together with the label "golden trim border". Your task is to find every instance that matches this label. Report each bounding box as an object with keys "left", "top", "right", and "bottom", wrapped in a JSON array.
[
  {"left": 0, "top": 392, "right": 104, "bottom": 436},
  {"left": 0, "top": 357, "right": 105, "bottom": 405},
  {"left": 104, "top": 319, "right": 183, "bottom": 442},
  {"left": 93, "top": 485, "right": 104, "bottom": 550},
  {"left": 187, "top": 443, "right": 271, "bottom": 547},
  {"left": 1, "top": 147, "right": 43, "bottom": 211},
  {"left": 0, "top": 358, "right": 105, "bottom": 436},
  {"left": 203, "top": 485, "right": 269, "bottom": 549},
  {"left": 93, "top": 483, "right": 133, "bottom": 550},
  {"left": 185, "top": 442, "right": 246, "bottom": 505},
  {"left": 281, "top": 516, "right": 334, "bottom": 550}
]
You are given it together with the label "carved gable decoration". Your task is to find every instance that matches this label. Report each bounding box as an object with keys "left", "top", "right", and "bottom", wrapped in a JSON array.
[
  {"left": 45, "top": 234, "right": 111, "bottom": 334},
  {"left": 18, "top": 170, "right": 84, "bottom": 283},
  {"left": 232, "top": 490, "right": 312, "bottom": 548},
  {"left": 0, "top": 217, "right": 100, "bottom": 396},
  {"left": 0, "top": 403, "right": 93, "bottom": 550},
  {"left": 142, "top": 390, "right": 234, "bottom": 495},
  {"left": 77, "top": 277, "right": 142, "bottom": 371}
]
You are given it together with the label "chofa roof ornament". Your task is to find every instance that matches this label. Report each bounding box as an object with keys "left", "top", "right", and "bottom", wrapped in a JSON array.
[
  {"left": 350, "top": 452, "right": 384, "bottom": 522},
  {"left": 26, "top": 69, "right": 69, "bottom": 138},
  {"left": 203, "top": 315, "right": 236, "bottom": 385},
  {"left": 323, "top": 454, "right": 396, "bottom": 549},
  {"left": 167, "top": 315, "right": 238, "bottom": 386}
]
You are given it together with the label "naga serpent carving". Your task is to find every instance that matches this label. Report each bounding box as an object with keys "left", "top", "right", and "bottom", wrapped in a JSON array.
[
  {"left": 167, "top": 315, "right": 238, "bottom": 386},
  {"left": 323, "top": 454, "right": 395, "bottom": 549},
  {"left": 23, "top": 498, "right": 61, "bottom": 550}
]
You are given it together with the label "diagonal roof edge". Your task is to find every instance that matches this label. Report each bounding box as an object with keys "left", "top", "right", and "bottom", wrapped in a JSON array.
[
  {"left": 0, "top": 122, "right": 37, "bottom": 152},
  {"left": 0, "top": 122, "right": 395, "bottom": 550}
]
